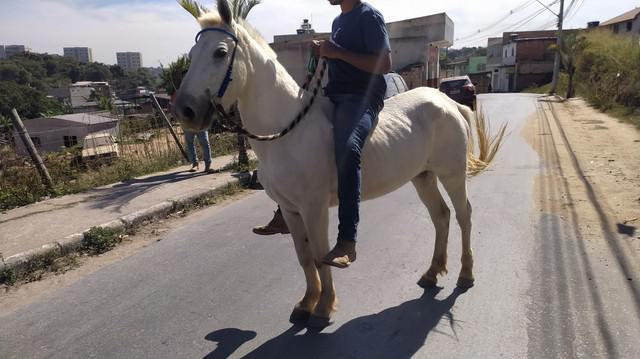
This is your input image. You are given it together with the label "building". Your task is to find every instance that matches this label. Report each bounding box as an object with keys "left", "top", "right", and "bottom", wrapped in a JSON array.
[
  {"left": 13, "top": 113, "right": 119, "bottom": 156},
  {"left": 4, "top": 45, "right": 29, "bottom": 58},
  {"left": 486, "top": 37, "right": 503, "bottom": 91},
  {"left": 444, "top": 55, "right": 487, "bottom": 76},
  {"left": 271, "top": 13, "right": 454, "bottom": 90},
  {"left": 600, "top": 8, "right": 640, "bottom": 37},
  {"left": 63, "top": 47, "right": 94, "bottom": 63},
  {"left": 491, "top": 31, "right": 557, "bottom": 92},
  {"left": 296, "top": 19, "right": 315, "bottom": 35},
  {"left": 0, "top": 45, "right": 5, "bottom": 59},
  {"left": 116, "top": 52, "right": 143, "bottom": 71},
  {"left": 69, "top": 81, "right": 112, "bottom": 113}
]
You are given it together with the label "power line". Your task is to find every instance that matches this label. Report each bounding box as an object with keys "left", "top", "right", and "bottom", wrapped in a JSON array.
[
  {"left": 454, "top": 0, "right": 538, "bottom": 41},
  {"left": 454, "top": 0, "right": 559, "bottom": 45}
]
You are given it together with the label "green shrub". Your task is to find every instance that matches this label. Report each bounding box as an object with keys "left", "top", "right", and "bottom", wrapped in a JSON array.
[
  {"left": 577, "top": 30, "right": 640, "bottom": 111},
  {"left": 82, "top": 226, "right": 122, "bottom": 255}
]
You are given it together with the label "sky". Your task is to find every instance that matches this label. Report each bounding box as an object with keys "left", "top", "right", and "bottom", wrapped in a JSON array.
[{"left": 1, "top": 0, "right": 638, "bottom": 66}]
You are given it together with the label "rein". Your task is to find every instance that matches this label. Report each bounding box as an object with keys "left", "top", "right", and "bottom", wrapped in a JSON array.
[{"left": 197, "top": 27, "right": 326, "bottom": 142}]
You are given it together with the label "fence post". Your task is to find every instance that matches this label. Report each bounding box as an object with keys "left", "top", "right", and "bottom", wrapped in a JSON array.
[
  {"left": 10, "top": 108, "right": 55, "bottom": 192},
  {"left": 149, "top": 94, "right": 190, "bottom": 164},
  {"left": 233, "top": 104, "right": 249, "bottom": 166}
]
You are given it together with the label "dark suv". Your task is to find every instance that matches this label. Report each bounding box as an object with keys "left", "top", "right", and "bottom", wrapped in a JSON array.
[
  {"left": 439, "top": 75, "right": 476, "bottom": 109},
  {"left": 384, "top": 72, "right": 409, "bottom": 99}
]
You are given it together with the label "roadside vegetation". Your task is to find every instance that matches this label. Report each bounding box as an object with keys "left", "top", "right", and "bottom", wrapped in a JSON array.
[
  {"left": 528, "top": 29, "right": 640, "bottom": 129},
  {"left": 0, "top": 127, "right": 239, "bottom": 211}
]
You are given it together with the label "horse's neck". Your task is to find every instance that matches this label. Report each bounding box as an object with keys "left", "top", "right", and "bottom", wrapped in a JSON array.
[{"left": 236, "top": 45, "right": 308, "bottom": 136}]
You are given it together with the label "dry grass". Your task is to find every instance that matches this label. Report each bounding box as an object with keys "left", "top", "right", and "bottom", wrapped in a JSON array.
[{"left": 467, "top": 106, "right": 508, "bottom": 176}]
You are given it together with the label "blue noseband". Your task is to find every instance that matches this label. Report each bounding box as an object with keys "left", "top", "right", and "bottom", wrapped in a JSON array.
[{"left": 195, "top": 28, "right": 239, "bottom": 98}]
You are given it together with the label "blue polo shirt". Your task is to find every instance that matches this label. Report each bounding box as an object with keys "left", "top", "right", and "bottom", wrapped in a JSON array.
[{"left": 325, "top": 2, "right": 390, "bottom": 105}]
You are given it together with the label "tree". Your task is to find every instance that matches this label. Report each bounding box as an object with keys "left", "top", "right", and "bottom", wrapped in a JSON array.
[
  {"left": 178, "top": 0, "right": 261, "bottom": 22},
  {"left": 160, "top": 55, "right": 190, "bottom": 95},
  {"left": 551, "top": 33, "right": 588, "bottom": 99}
]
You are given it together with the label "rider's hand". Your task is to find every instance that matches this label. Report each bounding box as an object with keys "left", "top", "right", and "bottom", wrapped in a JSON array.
[{"left": 312, "top": 40, "right": 342, "bottom": 60}]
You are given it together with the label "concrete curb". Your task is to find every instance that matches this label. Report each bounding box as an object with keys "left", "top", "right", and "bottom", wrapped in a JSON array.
[{"left": 1, "top": 176, "right": 247, "bottom": 274}]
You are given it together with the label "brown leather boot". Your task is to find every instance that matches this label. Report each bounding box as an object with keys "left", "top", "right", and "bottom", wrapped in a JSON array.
[{"left": 252, "top": 208, "right": 290, "bottom": 235}]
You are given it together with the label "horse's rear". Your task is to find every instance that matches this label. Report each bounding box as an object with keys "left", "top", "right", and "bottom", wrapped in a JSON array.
[
  {"left": 355, "top": 86, "right": 475, "bottom": 289},
  {"left": 359, "top": 87, "right": 471, "bottom": 201}
]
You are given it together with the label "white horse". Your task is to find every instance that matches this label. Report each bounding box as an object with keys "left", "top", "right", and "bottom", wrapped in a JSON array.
[{"left": 174, "top": 0, "right": 479, "bottom": 327}]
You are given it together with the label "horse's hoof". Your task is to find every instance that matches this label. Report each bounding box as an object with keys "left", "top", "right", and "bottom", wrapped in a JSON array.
[
  {"left": 417, "top": 276, "right": 437, "bottom": 289},
  {"left": 307, "top": 314, "right": 333, "bottom": 330},
  {"left": 289, "top": 308, "right": 311, "bottom": 324},
  {"left": 456, "top": 276, "right": 475, "bottom": 289}
]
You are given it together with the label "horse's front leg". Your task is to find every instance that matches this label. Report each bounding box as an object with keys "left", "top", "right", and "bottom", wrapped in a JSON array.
[
  {"left": 280, "top": 208, "right": 321, "bottom": 324},
  {"left": 300, "top": 204, "right": 336, "bottom": 328}
]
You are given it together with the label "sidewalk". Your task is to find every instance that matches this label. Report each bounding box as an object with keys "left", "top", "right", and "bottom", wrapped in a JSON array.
[{"left": 0, "top": 153, "right": 250, "bottom": 269}]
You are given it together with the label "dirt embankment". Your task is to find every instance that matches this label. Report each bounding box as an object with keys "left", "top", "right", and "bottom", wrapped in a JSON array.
[
  {"left": 552, "top": 98, "right": 640, "bottom": 234},
  {"left": 527, "top": 95, "right": 640, "bottom": 264}
]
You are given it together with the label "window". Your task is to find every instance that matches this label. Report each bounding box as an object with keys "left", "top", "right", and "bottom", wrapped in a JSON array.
[
  {"left": 30, "top": 137, "right": 41, "bottom": 147},
  {"left": 64, "top": 135, "right": 78, "bottom": 147},
  {"left": 613, "top": 24, "right": 619, "bottom": 33},
  {"left": 511, "top": 48, "right": 515, "bottom": 56},
  {"left": 478, "top": 63, "right": 486, "bottom": 72},
  {"left": 627, "top": 21, "right": 633, "bottom": 32}
]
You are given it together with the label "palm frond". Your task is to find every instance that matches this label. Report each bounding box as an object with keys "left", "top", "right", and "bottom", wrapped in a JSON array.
[
  {"left": 231, "top": 0, "right": 261, "bottom": 20},
  {"left": 177, "top": 0, "right": 209, "bottom": 19}
]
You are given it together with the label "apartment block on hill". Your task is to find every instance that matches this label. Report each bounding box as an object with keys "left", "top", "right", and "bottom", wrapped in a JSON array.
[
  {"left": 63, "top": 47, "right": 94, "bottom": 63},
  {"left": 116, "top": 52, "right": 143, "bottom": 71}
]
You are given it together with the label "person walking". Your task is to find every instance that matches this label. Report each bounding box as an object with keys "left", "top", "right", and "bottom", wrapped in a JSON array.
[{"left": 184, "top": 130, "right": 215, "bottom": 173}]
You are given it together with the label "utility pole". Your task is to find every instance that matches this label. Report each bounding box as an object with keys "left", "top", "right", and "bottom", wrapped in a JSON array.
[
  {"left": 550, "top": 0, "right": 565, "bottom": 95},
  {"left": 149, "top": 93, "right": 190, "bottom": 163},
  {"left": 10, "top": 108, "right": 55, "bottom": 192}
]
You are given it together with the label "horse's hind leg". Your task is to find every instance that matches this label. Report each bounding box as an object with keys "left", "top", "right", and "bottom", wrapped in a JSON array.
[
  {"left": 412, "top": 171, "right": 451, "bottom": 288},
  {"left": 439, "top": 171, "right": 474, "bottom": 288},
  {"left": 280, "top": 208, "right": 321, "bottom": 323}
]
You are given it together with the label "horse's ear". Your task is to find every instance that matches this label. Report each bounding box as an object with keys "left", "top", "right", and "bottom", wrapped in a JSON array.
[{"left": 217, "top": 0, "right": 232, "bottom": 25}]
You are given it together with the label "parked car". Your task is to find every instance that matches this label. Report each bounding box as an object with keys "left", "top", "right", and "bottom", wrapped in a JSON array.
[
  {"left": 439, "top": 75, "right": 476, "bottom": 109},
  {"left": 384, "top": 72, "right": 409, "bottom": 99},
  {"left": 82, "top": 132, "right": 119, "bottom": 161}
]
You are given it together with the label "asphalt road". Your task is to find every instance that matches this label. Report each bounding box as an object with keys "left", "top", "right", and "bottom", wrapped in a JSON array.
[{"left": 1, "top": 94, "right": 638, "bottom": 358}]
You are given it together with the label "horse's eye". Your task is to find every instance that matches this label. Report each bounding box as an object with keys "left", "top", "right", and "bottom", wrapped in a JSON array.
[{"left": 214, "top": 48, "right": 228, "bottom": 59}]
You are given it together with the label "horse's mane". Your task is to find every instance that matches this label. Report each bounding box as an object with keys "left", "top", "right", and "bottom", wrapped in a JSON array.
[{"left": 198, "top": 11, "right": 278, "bottom": 60}]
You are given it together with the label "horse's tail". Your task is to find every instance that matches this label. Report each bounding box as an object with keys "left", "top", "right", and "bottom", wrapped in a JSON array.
[
  {"left": 456, "top": 102, "right": 507, "bottom": 176},
  {"left": 455, "top": 103, "right": 487, "bottom": 176}
]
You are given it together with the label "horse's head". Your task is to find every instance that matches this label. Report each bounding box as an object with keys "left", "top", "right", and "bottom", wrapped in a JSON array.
[{"left": 173, "top": 0, "right": 245, "bottom": 131}]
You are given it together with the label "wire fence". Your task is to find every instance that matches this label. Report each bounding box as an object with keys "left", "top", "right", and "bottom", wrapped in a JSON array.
[{"left": 0, "top": 109, "right": 240, "bottom": 211}]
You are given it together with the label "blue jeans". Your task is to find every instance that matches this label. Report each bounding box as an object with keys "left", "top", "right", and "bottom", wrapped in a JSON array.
[
  {"left": 330, "top": 94, "right": 383, "bottom": 242},
  {"left": 184, "top": 130, "right": 212, "bottom": 168}
]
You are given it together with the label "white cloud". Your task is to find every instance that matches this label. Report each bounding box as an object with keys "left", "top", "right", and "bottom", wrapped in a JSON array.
[{"left": 1, "top": 0, "right": 637, "bottom": 66}]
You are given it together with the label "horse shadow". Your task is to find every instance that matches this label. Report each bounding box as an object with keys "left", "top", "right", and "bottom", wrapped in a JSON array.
[{"left": 203, "top": 287, "right": 467, "bottom": 359}]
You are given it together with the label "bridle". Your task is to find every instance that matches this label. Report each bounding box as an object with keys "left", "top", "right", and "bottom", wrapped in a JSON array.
[{"left": 194, "top": 27, "right": 327, "bottom": 142}]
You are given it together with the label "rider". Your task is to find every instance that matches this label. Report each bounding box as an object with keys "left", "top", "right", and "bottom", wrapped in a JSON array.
[
  {"left": 254, "top": 0, "right": 391, "bottom": 269},
  {"left": 317, "top": 0, "right": 391, "bottom": 268}
]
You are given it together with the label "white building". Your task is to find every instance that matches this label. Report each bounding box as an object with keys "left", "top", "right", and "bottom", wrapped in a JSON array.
[
  {"left": 14, "top": 113, "right": 119, "bottom": 156},
  {"left": 63, "top": 47, "right": 94, "bottom": 63},
  {"left": 116, "top": 52, "right": 143, "bottom": 71}
]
